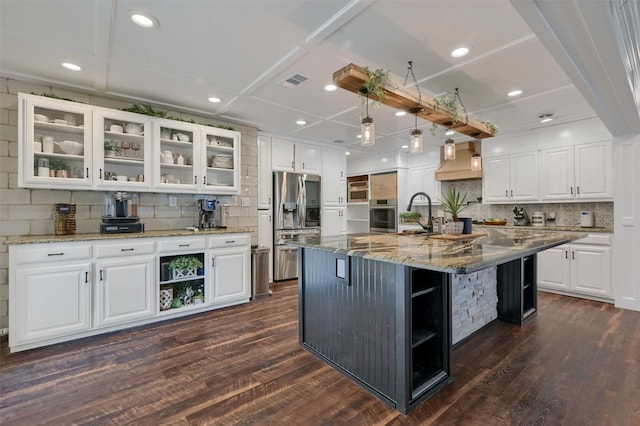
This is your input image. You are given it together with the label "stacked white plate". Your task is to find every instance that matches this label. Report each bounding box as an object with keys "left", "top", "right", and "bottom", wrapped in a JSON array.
[{"left": 211, "top": 154, "right": 233, "bottom": 168}]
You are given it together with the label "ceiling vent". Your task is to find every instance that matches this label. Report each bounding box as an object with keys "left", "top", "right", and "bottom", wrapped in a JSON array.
[
  {"left": 281, "top": 73, "right": 309, "bottom": 88},
  {"left": 333, "top": 139, "right": 344, "bottom": 144}
]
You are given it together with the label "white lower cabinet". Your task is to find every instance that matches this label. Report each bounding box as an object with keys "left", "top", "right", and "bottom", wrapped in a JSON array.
[
  {"left": 537, "top": 234, "right": 612, "bottom": 300},
  {"left": 94, "top": 255, "right": 155, "bottom": 328},
  {"left": 322, "top": 206, "right": 347, "bottom": 236},
  {"left": 8, "top": 233, "right": 251, "bottom": 352},
  {"left": 210, "top": 246, "right": 250, "bottom": 305},
  {"left": 12, "top": 263, "right": 92, "bottom": 346}
]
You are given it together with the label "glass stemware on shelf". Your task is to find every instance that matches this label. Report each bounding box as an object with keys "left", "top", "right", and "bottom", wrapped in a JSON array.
[
  {"left": 121, "top": 140, "right": 131, "bottom": 158},
  {"left": 131, "top": 142, "right": 141, "bottom": 159}
]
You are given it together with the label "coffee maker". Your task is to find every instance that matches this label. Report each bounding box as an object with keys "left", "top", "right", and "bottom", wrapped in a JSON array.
[
  {"left": 100, "top": 192, "right": 144, "bottom": 234},
  {"left": 198, "top": 199, "right": 217, "bottom": 229}
]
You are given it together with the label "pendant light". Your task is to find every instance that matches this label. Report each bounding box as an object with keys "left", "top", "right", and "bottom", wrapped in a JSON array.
[
  {"left": 404, "top": 61, "right": 423, "bottom": 154},
  {"left": 409, "top": 107, "right": 423, "bottom": 154},
  {"left": 471, "top": 153, "right": 482, "bottom": 171},
  {"left": 444, "top": 137, "right": 456, "bottom": 160},
  {"left": 360, "top": 90, "right": 375, "bottom": 146}
]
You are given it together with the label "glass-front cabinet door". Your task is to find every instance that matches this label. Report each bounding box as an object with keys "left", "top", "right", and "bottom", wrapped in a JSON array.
[
  {"left": 154, "top": 119, "right": 200, "bottom": 192},
  {"left": 93, "top": 110, "right": 152, "bottom": 190},
  {"left": 19, "top": 93, "right": 93, "bottom": 188},
  {"left": 201, "top": 127, "right": 240, "bottom": 194}
]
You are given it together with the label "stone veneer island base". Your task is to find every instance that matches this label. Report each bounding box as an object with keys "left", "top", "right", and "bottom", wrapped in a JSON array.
[{"left": 289, "top": 228, "right": 584, "bottom": 414}]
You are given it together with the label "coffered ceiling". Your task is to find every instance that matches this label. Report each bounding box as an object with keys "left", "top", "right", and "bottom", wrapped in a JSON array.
[{"left": 1, "top": 0, "right": 638, "bottom": 160}]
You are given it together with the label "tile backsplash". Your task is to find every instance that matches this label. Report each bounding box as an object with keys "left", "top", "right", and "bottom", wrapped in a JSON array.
[{"left": 411, "top": 180, "right": 614, "bottom": 228}]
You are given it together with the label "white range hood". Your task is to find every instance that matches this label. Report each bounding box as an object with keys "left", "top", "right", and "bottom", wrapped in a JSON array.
[{"left": 435, "top": 141, "right": 482, "bottom": 181}]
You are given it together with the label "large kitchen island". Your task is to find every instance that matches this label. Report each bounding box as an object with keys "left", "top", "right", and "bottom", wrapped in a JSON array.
[{"left": 288, "top": 228, "right": 585, "bottom": 414}]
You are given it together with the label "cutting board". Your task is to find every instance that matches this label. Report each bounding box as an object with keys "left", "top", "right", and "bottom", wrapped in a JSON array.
[{"left": 429, "top": 231, "right": 488, "bottom": 241}]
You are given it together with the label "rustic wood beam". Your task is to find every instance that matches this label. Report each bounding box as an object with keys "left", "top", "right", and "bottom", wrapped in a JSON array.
[{"left": 332, "top": 63, "right": 495, "bottom": 139}]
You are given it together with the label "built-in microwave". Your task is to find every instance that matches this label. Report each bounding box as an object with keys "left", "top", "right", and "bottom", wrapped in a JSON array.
[{"left": 348, "top": 177, "right": 369, "bottom": 202}]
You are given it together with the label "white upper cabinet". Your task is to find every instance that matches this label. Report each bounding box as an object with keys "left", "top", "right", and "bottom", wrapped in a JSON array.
[
  {"left": 271, "top": 138, "right": 322, "bottom": 174},
  {"left": 540, "top": 141, "right": 612, "bottom": 201},
  {"left": 18, "top": 93, "right": 241, "bottom": 194},
  {"left": 322, "top": 148, "right": 346, "bottom": 206},
  {"left": 257, "top": 136, "right": 272, "bottom": 209},
  {"left": 94, "top": 109, "right": 153, "bottom": 190},
  {"left": 200, "top": 126, "right": 241, "bottom": 194},
  {"left": 407, "top": 165, "right": 441, "bottom": 205},
  {"left": 19, "top": 93, "right": 94, "bottom": 188},
  {"left": 482, "top": 152, "right": 538, "bottom": 203}
]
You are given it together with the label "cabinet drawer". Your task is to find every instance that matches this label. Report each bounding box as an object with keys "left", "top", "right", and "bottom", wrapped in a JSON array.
[
  {"left": 94, "top": 241, "right": 155, "bottom": 258},
  {"left": 14, "top": 244, "right": 91, "bottom": 264},
  {"left": 157, "top": 237, "right": 206, "bottom": 253},
  {"left": 209, "top": 234, "right": 250, "bottom": 248},
  {"left": 574, "top": 234, "right": 612, "bottom": 246}
]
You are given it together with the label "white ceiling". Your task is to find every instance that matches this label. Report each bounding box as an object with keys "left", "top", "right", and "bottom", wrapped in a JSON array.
[{"left": 1, "top": 0, "right": 638, "bottom": 160}]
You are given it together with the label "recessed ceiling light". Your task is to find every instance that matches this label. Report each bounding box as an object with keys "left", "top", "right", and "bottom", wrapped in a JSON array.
[
  {"left": 401, "top": 145, "right": 409, "bottom": 149},
  {"left": 131, "top": 13, "right": 156, "bottom": 28},
  {"left": 345, "top": 151, "right": 351, "bottom": 155},
  {"left": 539, "top": 113, "right": 554, "bottom": 123},
  {"left": 356, "top": 134, "right": 362, "bottom": 139},
  {"left": 296, "top": 119, "right": 307, "bottom": 125},
  {"left": 508, "top": 89, "right": 523, "bottom": 97},
  {"left": 445, "top": 129, "right": 455, "bottom": 136},
  {"left": 451, "top": 47, "right": 470, "bottom": 58},
  {"left": 62, "top": 62, "right": 82, "bottom": 71},
  {"left": 395, "top": 111, "right": 407, "bottom": 117},
  {"left": 324, "top": 84, "right": 337, "bottom": 92},
  {"left": 208, "top": 97, "right": 221, "bottom": 103}
]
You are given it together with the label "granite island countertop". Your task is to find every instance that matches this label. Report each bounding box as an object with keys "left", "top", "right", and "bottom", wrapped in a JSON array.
[
  {"left": 288, "top": 228, "right": 586, "bottom": 274},
  {"left": 3, "top": 227, "right": 253, "bottom": 245}
]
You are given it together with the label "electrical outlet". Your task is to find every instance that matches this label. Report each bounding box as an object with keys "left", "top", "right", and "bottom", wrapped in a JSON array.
[
  {"left": 169, "top": 196, "right": 177, "bottom": 207},
  {"left": 241, "top": 197, "right": 250, "bottom": 207},
  {"left": 0, "top": 328, "right": 8, "bottom": 336}
]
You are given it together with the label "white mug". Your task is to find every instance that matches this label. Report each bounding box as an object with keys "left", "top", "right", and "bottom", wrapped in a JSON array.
[
  {"left": 38, "top": 167, "right": 50, "bottom": 177},
  {"left": 33, "top": 141, "right": 42, "bottom": 152}
]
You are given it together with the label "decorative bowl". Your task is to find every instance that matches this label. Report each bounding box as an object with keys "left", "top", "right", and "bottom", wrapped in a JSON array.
[
  {"left": 55, "top": 140, "right": 83, "bottom": 155},
  {"left": 53, "top": 119, "right": 68, "bottom": 125},
  {"left": 124, "top": 122, "right": 143, "bottom": 135},
  {"left": 34, "top": 114, "right": 49, "bottom": 122}
]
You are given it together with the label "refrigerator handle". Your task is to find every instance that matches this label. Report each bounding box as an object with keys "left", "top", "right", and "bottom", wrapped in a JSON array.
[{"left": 298, "top": 175, "right": 306, "bottom": 228}]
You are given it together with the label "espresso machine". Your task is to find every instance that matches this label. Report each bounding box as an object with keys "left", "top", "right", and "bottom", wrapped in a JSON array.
[
  {"left": 198, "top": 199, "right": 217, "bottom": 229},
  {"left": 100, "top": 192, "right": 144, "bottom": 234}
]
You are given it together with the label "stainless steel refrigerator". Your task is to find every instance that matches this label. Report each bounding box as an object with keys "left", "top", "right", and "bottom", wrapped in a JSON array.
[{"left": 273, "top": 171, "right": 321, "bottom": 280}]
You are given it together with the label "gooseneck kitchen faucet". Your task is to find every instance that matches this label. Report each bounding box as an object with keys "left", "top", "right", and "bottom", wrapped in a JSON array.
[{"left": 407, "top": 192, "right": 433, "bottom": 233}]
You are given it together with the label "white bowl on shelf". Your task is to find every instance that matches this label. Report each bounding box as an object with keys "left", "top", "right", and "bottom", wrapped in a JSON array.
[
  {"left": 53, "top": 119, "right": 68, "bottom": 125},
  {"left": 55, "top": 140, "right": 83, "bottom": 155},
  {"left": 34, "top": 114, "right": 49, "bottom": 122}
]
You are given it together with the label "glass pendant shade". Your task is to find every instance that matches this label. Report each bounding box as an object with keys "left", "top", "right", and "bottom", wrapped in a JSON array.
[
  {"left": 471, "top": 153, "right": 482, "bottom": 171},
  {"left": 444, "top": 138, "right": 456, "bottom": 160},
  {"left": 361, "top": 116, "right": 375, "bottom": 146},
  {"left": 410, "top": 129, "right": 423, "bottom": 154}
]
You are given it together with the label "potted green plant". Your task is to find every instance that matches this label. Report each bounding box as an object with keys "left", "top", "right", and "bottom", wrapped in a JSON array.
[
  {"left": 399, "top": 211, "right": 422, "bottom": 223},
  {"left": 48, "top": 159, "right": 68, "bottom": 178},
  {"left": 169, "top": 256, "right": 203, "bottom": 279},
  {"left": 441, "top": 187, "right": 470, "bottom": 221},
  {"left": 104, "top": 140, "right": 120, "bottom": 157}
]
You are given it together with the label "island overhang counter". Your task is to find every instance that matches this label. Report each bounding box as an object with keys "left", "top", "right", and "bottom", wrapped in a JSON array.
[{"left": 288, "top": 228, "right": 585, "bottom": 414}]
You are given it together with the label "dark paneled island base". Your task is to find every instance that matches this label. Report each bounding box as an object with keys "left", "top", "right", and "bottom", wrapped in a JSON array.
[{"left": 291, "top": 229, "right": 584, "bottom": 414}]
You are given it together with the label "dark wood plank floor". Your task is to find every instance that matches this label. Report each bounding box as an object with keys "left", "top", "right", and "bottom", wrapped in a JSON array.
[{"left": 1, "top": 280, "right": 639, "bottom": 425}]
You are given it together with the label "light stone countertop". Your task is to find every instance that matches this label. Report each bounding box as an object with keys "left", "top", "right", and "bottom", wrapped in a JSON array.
[
  {"left": 400, "top": 222, "right": 614, "bottom": 234},
  {"left": 3, "top": 227, "right": 253, "bottom": 245},
  {"left": 288, "top": 228, "right": 587, "bottom": 274}
]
